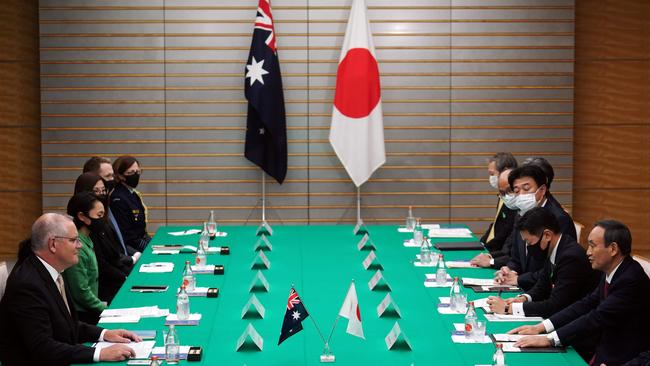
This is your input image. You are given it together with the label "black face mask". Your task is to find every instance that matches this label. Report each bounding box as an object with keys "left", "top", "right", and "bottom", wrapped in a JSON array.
[
  {"left": 124, "top": 173, "right": 140, "bottom": 188},
  {"left": 88, "top": 216, "right": 108, "bottom": 233},
  {"left": 103, "top": 179, "right": 116, "bottom": 194},
  {"left": 96, "top": 193, "right": 109, "bottom": 209}
]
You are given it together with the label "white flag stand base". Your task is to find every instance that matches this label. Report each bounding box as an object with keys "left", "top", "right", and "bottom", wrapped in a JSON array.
[{"left": 320, "top": 342, "right": 336, "bottom": 363}]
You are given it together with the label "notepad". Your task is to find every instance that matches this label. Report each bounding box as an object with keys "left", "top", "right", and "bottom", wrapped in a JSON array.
[{"left": 139, "top": 262, "right": 174, "bottom": 273}]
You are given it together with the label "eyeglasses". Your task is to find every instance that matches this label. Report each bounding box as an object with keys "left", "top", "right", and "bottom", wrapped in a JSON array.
[{"left": 53, "top": 236, "right": 81, "bottom": 244}]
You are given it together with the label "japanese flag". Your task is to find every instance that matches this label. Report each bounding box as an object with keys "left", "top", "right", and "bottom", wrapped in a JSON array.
[
  {"left": 329, "top": 0, "right": 386, "bottom": 187},
  {"left": 339, "top": 281, "right": 364, "bottom": 339}
]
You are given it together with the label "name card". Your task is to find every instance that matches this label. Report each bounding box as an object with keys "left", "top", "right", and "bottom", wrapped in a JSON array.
[
  {"left": 377, "top": 293, "right": 402, "bottom": 318},
  {"left": 241, "top": 294, "right": 266, "bottom": 319},
  {"left": 254, "top": 234, "right": 273, "bottom": 251},
  {"left": 357, "top": 234, "right": 375, "bottom": 251},
  {"left": 384, "top": 322, "right": 412, "bottom": 351},
  {"left": 249, "top": 270, "right": 270, "bottom": 293},
  {"left": 256, "top": 221, "right": 273, "bottom": 236},
  {"left": 362, "top": 251, "right": 383, "bottom": 270},
  {"left": 236, "top": 323, "right": 264, "bottom": 351},
  {"left": 251, "top": 250, "right": 271, "bottom": 270},
  {"left": 368, "top": 270, "right": 391, "bottom": 292},
  {"left": 353, "top": 222, "right": 369, "bottom": 236}
]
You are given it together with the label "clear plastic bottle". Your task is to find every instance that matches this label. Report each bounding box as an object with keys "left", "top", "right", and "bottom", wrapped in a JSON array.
[
  {"left": 207, "top": 210, "right": 217, "bottom": 239},
  {"left": 493, "top": 343, "right": 506, "bottom": 366},
  {"left": 436, "top": 254, "right": 447, "bottom": 286},
  {"left": 165, "top": 325, "right": 180, "bottom": 364},
  {"left": 413, "top": 218, "right": 423, "bottom": 246},
  {"left": 199, "top": 222, "right": 209, "bottom": 251},
  {"left": 150, "top": 355, "right": 161, "bottom": 366},
  {"left": 182, "top": 260, "right": 195, "bottom": 292},
  {"left": 176, "top": 285, "right": 190, "bottom": 320},
  {"left": 195, "top": 241, "right": 206, "bottom": 266},
  {"left": 420, "top": 235, "right": 431, "bottom": 265},
  {"left": 465, "top": 301, "right": 477, "bottom": 340},
  {"left": 406, "top": 206, "right": 416, "bottom": 231},
  {"left": 449, "top": 276, "right": 462, "bottom": 311}
]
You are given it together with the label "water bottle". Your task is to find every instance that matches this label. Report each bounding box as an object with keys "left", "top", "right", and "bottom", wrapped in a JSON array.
[
  {"left": 182, "top": 260, "right": 195, "bottom": 292},
  {"left": 493, "top": 343, "right": 506, "bottom": 366},
  {"left": 406, "top": 206, "right": 416, "bottom": 231},
  {"left": 420, "top": 235, "right": 431, "bottom": 265},
  {"left": 176, "top": 285, "right": 190, "bottom": 320},
  {"left": 465, "top": 301, "right": 477, "bottom": 340},
  {"left": 436, "top": 254, "right": 447, "bottom": 286},
  {"left": 449, "top": 277, "right": 462, "bottom": 311},
  {"left": 165, "top": 325, "right": 180, "bottom": 364},
  {"left": 195, "top": 241, "right": 206, "bottom": 266},
  {"left": 413, "top": 218, "right": 423, "bottom": 246},
  {"left": 150, "top": 355, "right": 161, "bottom": 366},
  {"left": 207, "top": 210, "right": 217, "bottom": 239},
  {"left": 199, "top": 222, "right": 209, "bottom": 251}
]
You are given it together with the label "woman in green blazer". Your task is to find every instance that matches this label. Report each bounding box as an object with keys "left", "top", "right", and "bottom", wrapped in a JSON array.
[{"left": 64, "top": 192, "right": 107, "bottom": 324}]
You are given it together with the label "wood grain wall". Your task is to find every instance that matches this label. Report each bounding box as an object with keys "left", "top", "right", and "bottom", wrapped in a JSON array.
[
  {"left": 573, "top": 0, "right": 650, "bottom": 255},
  {"left": 0, "top": 0, "right": 42, "bottom": 259}
]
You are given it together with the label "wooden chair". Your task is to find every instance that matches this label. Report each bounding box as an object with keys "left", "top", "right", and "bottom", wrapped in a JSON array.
[
  {"left": 574, "top": 221, "right": 586, "bottom": 248},
  {"left": 633, "top": 255, "right": 650, "bottom": 280},
  {"left": 0, "top": 261, "right": 8, "bottom": 300}
]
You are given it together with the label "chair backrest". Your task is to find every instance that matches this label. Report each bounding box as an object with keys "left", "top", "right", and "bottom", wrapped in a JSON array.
[
  {"left": 574, "top": 221, "right": 585, "bottom": 248},
  {"left": 0, "top": 261, "right": 8, "bottom": 300},
  {"left": 633, "top": 255, "right": 650, "bottom": 280}
]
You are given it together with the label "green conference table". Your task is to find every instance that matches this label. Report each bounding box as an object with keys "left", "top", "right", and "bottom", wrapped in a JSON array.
[{"left": 92, "top": 225, "right": 586, "bottom": 365}]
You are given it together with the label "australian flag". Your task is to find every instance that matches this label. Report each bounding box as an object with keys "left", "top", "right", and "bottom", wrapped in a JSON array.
[
  {"left": 278, "top": 287, "right": 310, "bottom": 345},
  {"left": 244, "top": 0, "right": 288, "bottom": 184}
]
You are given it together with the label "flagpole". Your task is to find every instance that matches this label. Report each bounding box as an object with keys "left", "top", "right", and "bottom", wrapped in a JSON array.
[
  {"left": 356, "top": 186, "right": 362, "bottom": 225},
  {"left": 261, "top": 171, "right": 266, "bottom": 223}
]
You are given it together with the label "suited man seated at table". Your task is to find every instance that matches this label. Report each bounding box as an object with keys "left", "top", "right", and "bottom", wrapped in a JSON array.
[
  {"left": 480, "top": 152, "right": 518, "bottom": 253},
  {"left": 486, "top": 207, "right": 599, "bottom": 318},
  {"left": 508, "top": 220, "right": 650, "bottom": 366},
  {"left": 471, "top": 168, "right": 518, "bottom": 268},
  {"left": 494, "top": 164, "right": 577, "bottom": 291},
  {"left": 0, "top": 213, "right": 142, "bottom": 366}
]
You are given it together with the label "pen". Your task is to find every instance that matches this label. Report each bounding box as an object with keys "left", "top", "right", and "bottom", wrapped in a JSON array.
[{"left": 498, "top": 289, "right": 503, "bottom": 298}]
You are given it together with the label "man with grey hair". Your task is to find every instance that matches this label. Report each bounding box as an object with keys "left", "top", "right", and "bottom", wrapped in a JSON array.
[{"left": 0, "top": 213, "right": 141, "bottom": 365}]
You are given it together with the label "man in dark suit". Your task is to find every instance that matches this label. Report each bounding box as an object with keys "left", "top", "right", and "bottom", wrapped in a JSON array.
[
  {"left": 480, "top": 152, "right": 518, "bottom": 252},
  {"left": 472, "top": 168, "right": 518, "bottom": 268},
  {"left": 0, "top": 213, "right": 141, "bottom": 366},
  {"left": 494, "top": 164, "right": 577, "bottom": 290},
  {"left": 509, "top": 220, "right": 650, "bottom": 366},
  {"left": 487, "top": 207, "right": 599, "bottom": 318}
]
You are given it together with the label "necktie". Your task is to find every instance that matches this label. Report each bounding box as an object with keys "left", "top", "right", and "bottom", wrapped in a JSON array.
[
  {"left": 56, "top": 275, "right": 71, "bottom": 314},
  {"left": 486, "top": 198, "right": 504, "bottom": 243}
]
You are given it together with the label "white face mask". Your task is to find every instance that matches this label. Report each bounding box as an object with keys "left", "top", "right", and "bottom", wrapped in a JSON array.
[
  {"left": 489, "top": 175, "right": 499, "bottom": 189},
  {"left": 516, "top": 188, "right": 541, "bottom": 215},
  {"left": 501, "top": 193, "right": 518, "bottom": 210}
]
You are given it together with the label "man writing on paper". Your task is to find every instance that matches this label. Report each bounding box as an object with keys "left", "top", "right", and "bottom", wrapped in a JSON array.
[
  {"left": 487, "top": 207, "right": 598, "bottom": 318},
  {"left": 508, "top": 220, "right": 650, "bottom": 366},
  {"left": 0, "top": 213, "right": 142, "bottom": 366}
]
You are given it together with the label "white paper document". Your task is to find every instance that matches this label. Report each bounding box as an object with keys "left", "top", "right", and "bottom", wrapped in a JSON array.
[
  {"left": 139, "top": 262, "right": 174, "bottom": 273},
  {"left": 168, "top": 229, "right": 202, "bottom": 236},
  {"left": 93, "top": 341, "right": 155, "bottom": 359},
  {"left": 446, "top": 260, "right": 475, "bottom": 268},
  {"left": 97, "top": 315, "right": 141, "bottom": 324},
  {"left": 403, "top": 239, "right": 420, "bottom": 247},
  {"left": 484, "top": 313, "right": 543, "bottom": 322},
  {"left": 461, "top": 277, "right": 496, "bottom": 286},
  {"left": 492, "top": 334, "right": 528, "bottom": 342},
  {"left": 451, "top": 334, "right": 492, "bottom": 344},
  {"left": 428, "top": 228, "right": 473, "bottom": 238},
  {"left": 101, "top": 306, "right": 169, "bottom": 319}
]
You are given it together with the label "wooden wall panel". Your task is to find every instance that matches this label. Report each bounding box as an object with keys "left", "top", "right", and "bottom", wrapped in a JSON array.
[
  {"left": 0, "top": 0, "right": 41, "bottom": 259},
  {"left": 573, "top": 0, "right": 650, "bottom": 256}
]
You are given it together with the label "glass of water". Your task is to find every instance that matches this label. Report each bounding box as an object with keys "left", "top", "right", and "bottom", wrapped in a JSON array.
[
  {"left": 455, "top": 294, "right": 468, "bottom": 313},
  {"left": 406, "top": 216, "right": 416, "bottom": 231}
]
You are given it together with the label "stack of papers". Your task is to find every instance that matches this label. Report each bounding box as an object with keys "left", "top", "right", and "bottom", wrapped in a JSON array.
[
  {"left": 462, "top": 277, "right": 496, "bottom": 286},
  {"left": 139, "top": 262, "right": 174, "bottom": 273},
  {"left": 428, "top": 228, "right": 473, "bottom": 238},
  {"left": 99, "top": 306, "right": 170, "bottom": 324},
  {"left": 446, "top": 260, "right": 475, "bottom": 268},
  {"left": 484, "top": 313, "right": 543, "bottom": 322},
  {"left": 93, "top": 341, "right": 156, "bottom": 359}
]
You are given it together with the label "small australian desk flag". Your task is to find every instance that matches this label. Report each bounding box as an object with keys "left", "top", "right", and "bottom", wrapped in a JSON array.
[
  {"left": 278, "top": 287, "right": 310, "bottom": 345},
  {"left": 244, "top": 0, "right": 288, "bottom": 184}
]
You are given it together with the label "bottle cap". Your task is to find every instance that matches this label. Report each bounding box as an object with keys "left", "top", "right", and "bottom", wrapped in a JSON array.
[
  {"left": 151, "top": 355, "right": 159, "bottom": 360},
  {"left": 496, "top": 343, "right": 503, "bottom": 348},
  {"left": 185, "top": 260, "right": 190, "bottom": 264}
]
